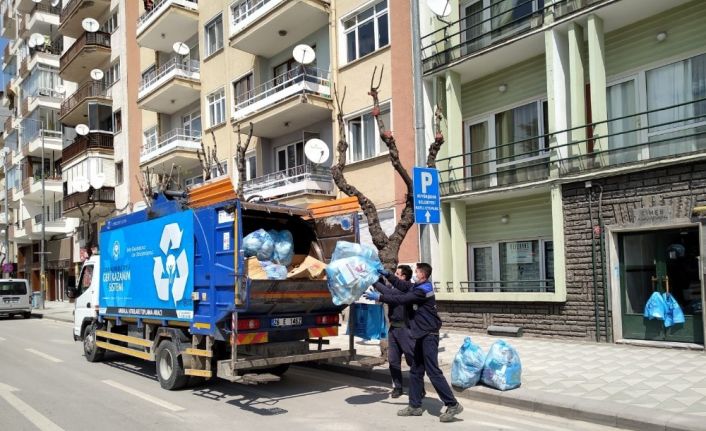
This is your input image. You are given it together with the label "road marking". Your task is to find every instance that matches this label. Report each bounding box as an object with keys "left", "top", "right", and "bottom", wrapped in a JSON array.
[
  {"left": 25, "top": 348, "right": 63, "bottom": 363},
  {"left": 0, "top": 383, "right": 65, "bottom": 431},
  {"left": 476, "top": 409, "right": 574, "bottom": 431},
  {"left": 102, "top": 380, "right": 184, "bottom": 412},
  {"left": 0, "top": 336, "right": 6, "bottom": 341}
]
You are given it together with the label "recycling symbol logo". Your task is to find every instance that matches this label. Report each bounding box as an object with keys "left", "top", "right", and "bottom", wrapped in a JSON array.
[{"left": 153, "top": 223, "right": 189, "bottom": 304}]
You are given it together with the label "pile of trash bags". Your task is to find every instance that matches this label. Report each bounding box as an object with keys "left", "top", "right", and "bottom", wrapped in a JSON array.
[
  {"left": 243, "top": 229, "right": 294, "bottom": 280},
  {"left": 644, "top": 291, "right": 686, "bottom": 328},
  {"left": 325, "top": 241, "right": 383, "bottom": 305},
  {"left": 451, "top": 338, "right": 522, "bottom": 391}
]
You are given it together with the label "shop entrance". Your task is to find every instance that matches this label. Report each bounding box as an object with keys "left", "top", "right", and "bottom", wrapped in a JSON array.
[{"left": 619, "top": 227, "right": 703, "bottom": 344}]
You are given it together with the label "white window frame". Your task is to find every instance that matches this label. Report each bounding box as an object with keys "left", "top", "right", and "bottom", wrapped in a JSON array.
[
  {"left": 206, "top": 88, "right": 226, "bottom": 127},
  {"left": 231, "top": 71, "right": 254, "bottom": 109},
  {"left": 275, "top": 141, "right": 304, "bottom": 172},
  {"left": 345, "top": 101, "right": 392, "bottom": 163},
  {"left": 182, "top": 109, "right": 202, "bottom": 137},
  {"left": 143, "top": 126, "right": 158, "bottom": 153},
  {"left": 245, "top": 153, "right": 256, "bottom": 180},
  {"left": 101, "top": 9, "right": 118, "bottom": 34},
  {"left": 104, "top": 60, "right": 120, "bottom": 88},
  {"left": 341, "top": 0, "right": 390, "bottom": 64},
  {"left": 204, "top": 14, "right": 224, "bottom": 57},
  {"left": 211, "top": 160, "right": 227, "bottom": 178}
]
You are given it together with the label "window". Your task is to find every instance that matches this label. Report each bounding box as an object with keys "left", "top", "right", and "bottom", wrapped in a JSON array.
[
  {"left": 207, "top": 88, "right": 226, "bottom": 127},
  {"left": 101, "top": 10, "right": 118, "bottom": 34},
  {"left": 113, "top": 110, "right": 122, "bottom": 133},
  {"left": 182, "top": 110, "right": 202, "bottom": 137},
  {"left": 211, "top": 161, "right": 227, "bottom": 178},
  {"left": 115, "top": 161, "right": 123, "bottom": 185},
  {"left": 246, "top": 154, "right": 256, "bottom": 180},
  {"left": 276, "top": 142, "right": 304, "bottom": 173},
  {"left": 88, "top": 103, "right": 113, "bottom": 132},
  {"left": 104, "top": 61, "right": 120, "bottom": 88},
  {"left": 230, "top": 0, "right": 258, "bottom": 27},
  {"left": 205, "top": 14, "right": 223, "bottom": 57},
  {"left": 233, "top": 73, "right": 253, "bottom": 108},
  {"left": 143, "top": 126, "right": 158, "bottom": 153},
  {"left": 343, "top": 0, "right": 389, "bottom": 63},
  {"left": 461, "top": 0, "right": 544, "bottom": 54},
  {"left": 185, "top": 175, "right": 204, "bottom": 188},
  {"left": 141, "top": 65, "right": 157, "bottom": 83},
  {"left": 346, "top": 103, "right": 391, "bottom": 162},
  {"left": 359, "top": 208, "right": 394, "bottom": 248},
  {"left": 79, "top": 264, "right": 93, "bottom": 293},
  {"left": 468, "top": 239, "right": 554, "bottom": 293}
]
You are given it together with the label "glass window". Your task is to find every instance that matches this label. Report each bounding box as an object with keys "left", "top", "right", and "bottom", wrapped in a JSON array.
[
  {"left": 79, "top": 265, "right": 93, "bottom": 293},
  {"left": 101, "top": 10, "right": 118, "bottom": 33},
  {"left": 182, "top": 110, "right": 202, "bottom": 137},
  {"left": 88, "top": 104, "right": 113, "bottom": 132},
  {"left": 233, "top": 73, "right": 253, "bottom": 107},
  {"left": 211, "top": 161, "right": 227, "bottom": 178},
  {"left": 342, "top": 0, "right": 389, "bottom": 63},
  {"left": 246, "top": 154, "right": 256, "bottom": 180},
  {"left": 143, "top": 126, "right": 158, "bottom": 153},
  {"left": 276, "top": 142, "right": 304, "bottom": 172},
  {"left": 115, "top": 161, "right": 123, "bottom": 185},
  {"left": 113, "top": 110, "right": 122, "bottom": 133},
  {"left": 207, "top": 88, "right": 226, "bottom": 127},
  {"left": 205, "top": 14, "right": 224, "bottom": 57},
  {"left": 346, "top": 103, "right": 391, "bottom": 162},
  {"left": 104, "top": 61, "right": 120, "bottom": 88}
]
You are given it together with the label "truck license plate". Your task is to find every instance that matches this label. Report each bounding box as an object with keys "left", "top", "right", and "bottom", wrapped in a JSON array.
[{"left": 271, "top": 317, "right": 302, "bottom": 327}]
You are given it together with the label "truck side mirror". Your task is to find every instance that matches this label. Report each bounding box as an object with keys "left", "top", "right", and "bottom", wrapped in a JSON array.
[{"left": 65, "top": 276, "right": 78, "bottom": 299}]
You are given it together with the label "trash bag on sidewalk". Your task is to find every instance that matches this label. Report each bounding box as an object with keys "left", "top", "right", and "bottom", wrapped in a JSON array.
[
  {"left": 346, "top": 303, "right": 387, "bottom": 341},
  {"left": 451, "top": 336, "right": 485, "bottom": 389},
  {"left": 643, "top": 291, "right": 667, "bottom": 320},
  {"left": 326, "top": 255, "right": 383, "bottom": 305},
  {"left": 481, "top": 340, "right": 522, "bottom": 391},
  {"left": 663, "top": 292, "right": 686, "bottom": 327},
  {"left": 243, "top": 229, "right": 274, "bottom": 261}
]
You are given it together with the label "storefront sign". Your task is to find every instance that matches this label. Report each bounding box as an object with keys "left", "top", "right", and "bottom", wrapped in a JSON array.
[
  {"left": 633, "top": 206, "right": 672, "bottom": 225},
  {"left": 506, "top": 241, "right": 533, "bottom": 264}
]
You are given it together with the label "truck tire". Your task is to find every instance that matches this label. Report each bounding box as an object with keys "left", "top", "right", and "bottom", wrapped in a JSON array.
[
  {"left": 23, "top": 312, "right": 31, "bottom": 319},
  {"left": 83, "top": 323, "right": 105, "bottom": 362},
  {"left": 156, "top": 340, "right": 189, "bottom": 390}
]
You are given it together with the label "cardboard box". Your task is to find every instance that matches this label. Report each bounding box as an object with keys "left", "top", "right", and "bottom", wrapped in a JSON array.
[
  {"left": 287, "top": 255, "right": 327, "bottom": 280},
  {"left": 246, "top": 257, "right": 268, "bottom": 280}
]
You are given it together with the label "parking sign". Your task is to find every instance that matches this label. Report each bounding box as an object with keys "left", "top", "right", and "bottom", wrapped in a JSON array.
[{"left": 413, "top": 167, "right": 440, "bottom": 224}]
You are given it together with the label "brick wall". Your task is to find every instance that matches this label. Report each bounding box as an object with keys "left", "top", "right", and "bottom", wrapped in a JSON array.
[{"left": 437, "top": 162, "right": 706, "bottom": 341}]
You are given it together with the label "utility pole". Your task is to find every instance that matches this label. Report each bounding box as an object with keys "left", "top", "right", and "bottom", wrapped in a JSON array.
[
  {"left": 3, "top": 148, "right": 9, "bottom": 275},
  {"left": 40, "top": 128, "right": 46, "bottom": 308}
]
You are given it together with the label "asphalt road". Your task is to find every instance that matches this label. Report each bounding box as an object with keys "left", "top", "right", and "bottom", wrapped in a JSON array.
[{"left": 0, "top": 316, "right": 629, "bottom": 431}]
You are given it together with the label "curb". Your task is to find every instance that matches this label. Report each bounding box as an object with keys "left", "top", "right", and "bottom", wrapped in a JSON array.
[
  {"left": 31, "top": 312, "right": 73, "bottom": 323},
  {"left": 312, "top": 360, "right": 704, "bottom": 431}
]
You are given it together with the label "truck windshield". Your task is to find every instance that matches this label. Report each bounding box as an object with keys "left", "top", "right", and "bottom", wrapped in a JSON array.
[{"left": 0, "top": 281, "right": 27, "bottom": 295}]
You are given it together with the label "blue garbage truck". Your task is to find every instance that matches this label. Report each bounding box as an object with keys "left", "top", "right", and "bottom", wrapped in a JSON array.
[{"left": 68, "top": 180, "right": 359, "bottom": 390}]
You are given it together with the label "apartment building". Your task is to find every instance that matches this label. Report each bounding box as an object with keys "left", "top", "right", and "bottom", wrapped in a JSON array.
[
  {"left": 1, "top": 0, "right": 78, "bottom": 300},
  {"left": 135, "top": 0, "right": 420, "bottom": 263},
  {"left": 421, "top": 0, "right": 706, "bottom": 346}
]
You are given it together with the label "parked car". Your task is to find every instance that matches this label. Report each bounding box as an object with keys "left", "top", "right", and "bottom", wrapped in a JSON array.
[{"left": 0, "top": 279, "right": 32, "bottom": 319}]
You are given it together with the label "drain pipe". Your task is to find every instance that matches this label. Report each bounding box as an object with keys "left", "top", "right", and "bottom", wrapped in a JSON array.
[
  {"left": 596, "top": 184, "right": 612, "bottom": 342},
  {"left": 587, "top": 182, "right": 601, "bottom": 342}
]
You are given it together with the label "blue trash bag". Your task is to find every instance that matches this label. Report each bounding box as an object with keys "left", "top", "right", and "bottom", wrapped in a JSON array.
[
  {"left": 644, "top": 291, "right": 667, "bottom": 320},
  {"left": 326, "top": 256, "right": 383, "bottom": 305},
  {"left": 346, "top": 303, "right": 387, "bottom": 341},
  {"left": 331, "top": 241, "right": 380, "bottom": 263},
  {"left": 481, "top": 340, "right": 522, "bottom": 391},
  {"left": 269, "top": 229, "right": 294, "bottom": 266},
  {"left": 663, "top": 292, "right": 686, "bottom": 328},
  {"left": 260, "top": 260, "right": 288, "bottom": 280},
  {"left": 243, "top": 229, "right": 274, "bottom": 261},
  {"left": 451, "top": 337, "right": 486, "bottom": 389}
]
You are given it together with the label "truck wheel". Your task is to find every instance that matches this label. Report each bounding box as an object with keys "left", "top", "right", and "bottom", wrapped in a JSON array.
[
  {"left": 23, "top": 312, "right": 31, "bottom": 319},
  {"left": 156, "top": 340, "right": 189, "bottom": 390},
  {"left": 83, "top": 323, "right": 105, "bottom": 363}
]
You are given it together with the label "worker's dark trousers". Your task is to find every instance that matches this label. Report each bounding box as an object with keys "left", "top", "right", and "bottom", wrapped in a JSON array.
[
  {"left": 408, "top": 333, "right": 457, "bottom": 408},
  {"left": 388, "top": 326, "right": 415, "bottom": 389}
]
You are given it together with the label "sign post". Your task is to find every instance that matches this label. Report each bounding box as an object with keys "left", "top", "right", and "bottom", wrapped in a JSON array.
[{"left": 413, "top": 167, "right": 441, "bottom": 224}]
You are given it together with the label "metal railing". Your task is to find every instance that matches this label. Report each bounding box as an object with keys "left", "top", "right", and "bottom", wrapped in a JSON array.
[
  {"left": 230, "top": 0, "right": 276, "bottom": 29},
  {"left": 138, "top": 0, "right": 198, "bottom": 28},
  {"left": 460, "top": 279, "right": 555, "bottom": 293},
  {"left": 234, "top": 66, "right": 331, "bottom": 111},
  {"left": 142, "top": 128, "right": 201, "bottom": 156},
  {"left": 243, "top": 163, "right": 333, "bottom": 196},
  {"left": 34, "top": 212, "right": 62, "bottom": 225},
  {"left": 139, "top": 58, "right": 200, "bottom": 94},
  {"left": 31, "top": 2, "right": 61, "bottom": 16},
  {"left": 60, "top": 82, "right": 109, "bottom": 117},
  {"left": 62, "top": 132, "right": 114, "bottom": 163},
  {"left": 59, "top": 31, "right": 111, "bottom": 71},
  {"left": 437, "top": 98, "right": 706, "bottom": 196},
  {"left": 22, "top": 130, "right": 62, "bottom": 149},
  {"left": 63, "top": 187, "right": 115, "bottom": 212},
  {"left": 420, "top": 0, "right": 606, "bottom": 74}
]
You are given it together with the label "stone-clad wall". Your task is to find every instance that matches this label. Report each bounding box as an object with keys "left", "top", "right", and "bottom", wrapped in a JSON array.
[{"left": 437, "top": 162, "right": 706, "bottom": 341}]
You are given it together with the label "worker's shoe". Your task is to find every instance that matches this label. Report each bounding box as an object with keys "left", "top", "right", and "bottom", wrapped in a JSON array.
[
  {"left": 397, "top": 406, "right": 424, "bottom": 417},
  {"left": 439, "top": 403, "right": 464, "bottom": 423},
  {"left": 390, "top": 387, "right": 403, "bottom": 398}
]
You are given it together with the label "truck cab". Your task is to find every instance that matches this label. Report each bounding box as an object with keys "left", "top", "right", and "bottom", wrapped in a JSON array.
[{"left": 69, "top": 255, "right": 100, "bottom": 341}]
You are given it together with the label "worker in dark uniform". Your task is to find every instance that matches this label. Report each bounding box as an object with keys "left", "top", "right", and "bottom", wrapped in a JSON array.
[
  {"left": 365, "top": 263, "right": 463, "bottom": 423},
  {"left": 372, "top": 265, "right": 415, "bottom": 398}
]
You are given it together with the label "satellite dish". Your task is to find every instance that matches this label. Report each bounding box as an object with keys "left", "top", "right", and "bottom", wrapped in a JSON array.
[
  {"left": 73, "top": 176, "right": 90, "bottom": 193},
  {"left": 51, "top": 0, "right": 60, "bottom": 6},
  {"left": 172, "top": 42, "right": 190, "bottom": 56},
  {"left": 30, "top": 33, "right": 46, "bottom": 47},
  {"left": 89, "top": 172, "right": 105, "bottom": 189},
  {"left": 56, "top": 85, "right": 66, "bottom": 94},
  {"left": 82, "top": 18, "right": 99, "bottom": 33},
  {"left": 427, "top": 0, "right": 451, "bottom": 17},
  {"left": 292, "top": 44, "right": 316, "bottom": 65},
  {"left": 32, "top": 0, "right": 42, "bottom": 3},
  {"left": 304, "top": 138, "right": 330, "bottom": 164},
  {"left": 90, "top": 69, "right": 104, "bottom": 81},
  {"left": 75, "top": 124, "right": 89, "bottom": 136},
  {"left": 28, "top": 39, "right": 37, "bottom": 48}
]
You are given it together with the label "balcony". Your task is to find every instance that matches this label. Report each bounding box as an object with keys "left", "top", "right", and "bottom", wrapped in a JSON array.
[
  {"left": 27, "top": 87, "right": 63, "bottom": 113},
  {"left": 32, "top": 214, "right": 78, "bottom": 237},
  {"left": 19, "top": 57, "right": 28, "bottom": 78},
  {"left": 438, "top": 98, "right": 706, "bottom": 198},
  {"left": 21, "top": 130, "right": 62, "bottom": 158},
  {"left": 28, "top": 45, "right": 62, "bottom": 71},
  {"left": 63, "top": 187, "right": 115, "bottom": 219},
  {"left": 59, "top": 0, "right": 111, "bottom": 39},
  {"left": 12, "top": 220, "right": 30, "bottom": 244},
  {"left": 16, "top": 0, "right": 39, "bottom": 12},
  {"left": 138, "top": 59, "right": 200, "bottom": 114},
  {"left": 59, "top": 82, "right": 112, "bottom": 126},
  {"left": 10, "top": 185, "right": 23, "bottom": 206},
  {"left": 136, "top": 0, "right": 199, "bottom": 52},
  {"left": 26, "top": 2, "right": 60, "bottom": 35},
  {"left": 243, "top": 163, "right": 334, "bottom": 201},
  {"left": 1, "top": 7, "right": 15, "bottom": 38},
  {"left": 59, "top": 31, "right": 111, "bottom": 80},
  {"left": 62, "top": 132, "right": 114, "bottom": 165},
  {"left": 22, "top": 175, "right": 63, "bottom": 202},
  {"left": 231, "top": 67, "right": 332, "bottom": 138},
  {"left": 229, "top": 0, "right": 329, "bottom": 57},
  {"left": 140, "top": 128, "right": 201, "bottom": 171},
  {"left": 2, "top": 43, "right": 12, "bottom": 67}
]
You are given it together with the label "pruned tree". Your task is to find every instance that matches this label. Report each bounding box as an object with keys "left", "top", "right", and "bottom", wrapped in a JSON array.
[
  {"left": 332, "top": 65, "right": 445, "bottom": 270},
  {"left": 197, "top": 131, "right": 225, "bottom": 181},
  {"left": 76, "top": 189, "right": 131, "bottom": 258},
  {"left": 234, "top": 122, "right": 254, "bottom": 200}
]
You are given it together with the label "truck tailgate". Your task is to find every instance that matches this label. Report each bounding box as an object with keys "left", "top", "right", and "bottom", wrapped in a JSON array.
[{"left": 247, "top": 279, "right": 343, "bottom": 315}]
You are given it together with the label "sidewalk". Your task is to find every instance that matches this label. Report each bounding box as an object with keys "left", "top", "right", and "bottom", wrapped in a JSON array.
[{"left": 34, "top": 302, "right": 706, "bottom": 430}]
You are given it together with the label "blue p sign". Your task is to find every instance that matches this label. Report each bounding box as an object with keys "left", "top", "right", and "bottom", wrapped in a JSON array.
[{"left": 413, "top": 167, "right": 440, "bottom": 224}]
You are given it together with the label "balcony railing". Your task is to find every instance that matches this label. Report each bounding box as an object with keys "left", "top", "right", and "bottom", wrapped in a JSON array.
[
  {"left": 22, "top": 130, "right": 62, "bottom": 152},
  {"left": 60, "top": 31, "right": 111, "bottom": 70},
  {"left": 137, "top": 0, "right": 198, "bottom": 28},
  {"left": 233, "top": 66, "right": 331, "bottom": 118},
  {"left": 142, "top": 128, "right": 201, "bottom": 157},
  {"left": 62, "top": 132, "right": 114, "bottom": 163},
  {"left": 438, "top": 98, "right": 706, "bottom": 196},
  {"left": 30, "top": 2, "right": 61, "bottom": 16},
  {"left": 243, "top": 163, "right": 333, "bottom": 198},
  {"left": 60, "top": 82, "right": 109, "bottom": 117},
  {"left": 63, "top": 187, "right": 115, "bottom": 212},
  {"left": 230, "top": 0, "right": 277, "bottom": 33},
  {"left": 459, "top": 279, "right": 555, "bottom": 293},
  {"left": 138, "top": 58, "right": 200, "bottom": 95}
]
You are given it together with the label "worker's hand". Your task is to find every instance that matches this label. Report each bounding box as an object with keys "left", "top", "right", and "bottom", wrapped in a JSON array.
[
  {"left": 378, "top": 268, "right": 392, "bottom": 278},
  {"left": 364, "top": 291, "right": 381, "bottom": 302}
]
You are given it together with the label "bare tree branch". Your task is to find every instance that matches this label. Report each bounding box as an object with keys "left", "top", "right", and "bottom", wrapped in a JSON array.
[
  {"left": 426, "top": 106, "right": 445, "bottom": 168},
  {"left": 235, "top": 122, "right": 254, "bottom": 200}
]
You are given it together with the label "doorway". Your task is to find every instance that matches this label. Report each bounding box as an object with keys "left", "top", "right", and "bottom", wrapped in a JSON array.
[{"left": 618, "top": 227, "right": 704, "bottom": 344}]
